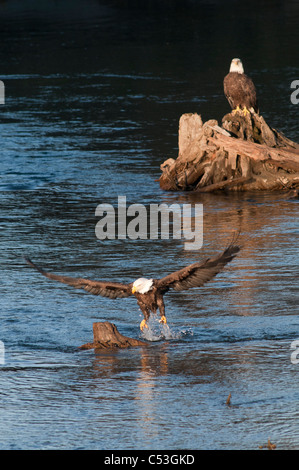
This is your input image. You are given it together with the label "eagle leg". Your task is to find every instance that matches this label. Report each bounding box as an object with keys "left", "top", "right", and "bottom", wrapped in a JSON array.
[
  {"left": 242, "top": 106, "right": 250, "bottom": 116},
  {"left": 232, "top": 105, "right": 241, "bottom": 115},
  {"left": 157, "top": 296, "right": 167, "bottom": 325},
  {"left": 138, "top": 302, "right": 150, "bottom": 331}
]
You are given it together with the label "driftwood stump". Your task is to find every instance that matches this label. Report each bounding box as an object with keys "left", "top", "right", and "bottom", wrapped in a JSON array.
[
  {"left": 79, "top": 321, "right": 146, "bottom": 350},
  {"left": 159, "top": 112, "right": 299, "bottom": 192}
]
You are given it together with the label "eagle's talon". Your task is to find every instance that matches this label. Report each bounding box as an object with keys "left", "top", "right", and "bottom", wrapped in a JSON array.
[
  {"left": 159, "top": 315, "right": 167, "bottom": 325},
  {"left": 242, "top": 106, "right": 250, "bottom": 116},
  {"left": 140, "top": 319, "right": 148, "bottom": 331},
  {"left": 232, "top": 105, "right": 250, "bottom": 117},
  {"left": 232, "top": 105, "right": 241, "bottom": 115}
]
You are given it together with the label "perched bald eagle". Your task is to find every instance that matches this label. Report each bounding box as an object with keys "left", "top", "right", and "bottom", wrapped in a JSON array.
[
  {"left": 224, "top": 58, "right": 258, "bottom": 115},
  {"left": 25, "top": 242, "right": 239, "bottom": 331}
]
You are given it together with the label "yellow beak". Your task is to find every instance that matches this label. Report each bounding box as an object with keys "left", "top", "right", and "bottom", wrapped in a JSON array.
[{"left": 132, "top": 286, "right": 136, "bottom": 294}]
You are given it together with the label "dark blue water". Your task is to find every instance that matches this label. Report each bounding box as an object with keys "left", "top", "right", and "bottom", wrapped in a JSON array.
[{"left": 1, "top": 1, "right": 299, "bottom": 450}]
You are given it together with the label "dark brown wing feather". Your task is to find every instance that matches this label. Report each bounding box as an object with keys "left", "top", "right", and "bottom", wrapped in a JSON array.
[
  {"left": 25, "top": 258, "right": 133, "bottom": 299},
  {"left": 224, "top": 72, "right": 258, "bottom": 113},
  {"left": 156, "top": 243, "right": 240, "bottom": 292}
]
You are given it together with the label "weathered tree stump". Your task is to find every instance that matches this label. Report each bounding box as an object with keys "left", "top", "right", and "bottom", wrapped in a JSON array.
[
  {"left": 222, "top": 111, "right": 296, "bottom": 147},
  {"left": 159, "top": 112, "right": 299, "bottom": 192},
  {"left": 79, "top": 321, "right": 146, "bottom": 350}
]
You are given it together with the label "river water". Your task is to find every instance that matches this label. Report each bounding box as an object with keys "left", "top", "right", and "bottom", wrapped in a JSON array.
[{"left": 0, "top": 0, "right": 299, "bottom": 450}]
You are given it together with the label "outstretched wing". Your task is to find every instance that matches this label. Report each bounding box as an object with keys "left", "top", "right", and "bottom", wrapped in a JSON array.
[
  {"left": 156, "top": 243, "right": 240, "bottom": 292},
  {"left": 25, "top": 258, "right": 133, "bottom": 299}
]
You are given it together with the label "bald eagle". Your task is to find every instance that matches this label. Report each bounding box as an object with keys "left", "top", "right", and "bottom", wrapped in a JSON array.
[
  {"left": 25, "top": 242, "right": 239, "bottom": 331},
  {"left": 224, "top": 58, "right": 258, "bottom": 116}
]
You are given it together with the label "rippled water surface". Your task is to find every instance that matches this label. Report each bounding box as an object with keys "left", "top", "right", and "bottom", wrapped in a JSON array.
[{"left": 1, "top": 1, "right": 299, "bottom": 450}]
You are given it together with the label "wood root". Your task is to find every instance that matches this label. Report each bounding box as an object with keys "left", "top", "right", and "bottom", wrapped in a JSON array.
[{"left": 159, "top": 111, "right": 299, "bottom": 192}]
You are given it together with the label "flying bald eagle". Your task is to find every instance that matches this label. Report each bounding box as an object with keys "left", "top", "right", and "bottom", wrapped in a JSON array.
[
  {"left": 25, "top": 242, "right": 240, "bottom": 331},
  {"left": 224, "top": 58, "right": 258, "bottom": 116}
]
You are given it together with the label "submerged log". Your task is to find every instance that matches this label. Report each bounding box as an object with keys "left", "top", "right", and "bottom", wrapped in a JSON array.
[
  {"left": 159, "top": 112, "right": 299, "bottom": 192},
  {"left": 79, "top": 321, "right": 146, "bottom": 350}
]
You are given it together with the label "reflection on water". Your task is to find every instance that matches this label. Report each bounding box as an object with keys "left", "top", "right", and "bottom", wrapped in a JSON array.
[{"left": 1, "top": 0, "right": 299, "bottom": 451}]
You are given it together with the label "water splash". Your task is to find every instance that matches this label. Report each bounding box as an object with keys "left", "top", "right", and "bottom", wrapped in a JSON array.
[{"left": 139, "top": 314, "right": 193, "bottom": 342}]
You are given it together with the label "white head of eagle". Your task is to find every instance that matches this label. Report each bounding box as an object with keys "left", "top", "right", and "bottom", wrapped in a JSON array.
[
  {"left": 132, "top": 278, "right": 153, "bottom": 294},
  {"left": 229, "top": 58, "right": 244, "bottom": 74}
]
